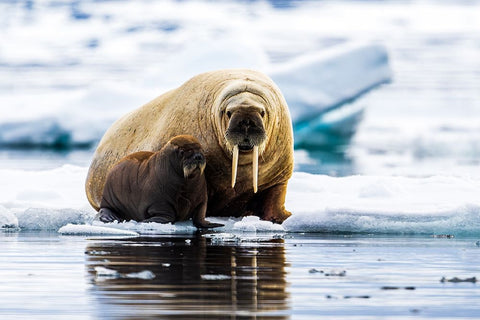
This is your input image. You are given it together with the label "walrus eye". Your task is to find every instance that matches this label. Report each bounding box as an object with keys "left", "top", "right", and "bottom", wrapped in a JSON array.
[{"left": 226, "top": 111, "right": 232, "bottom": 119}]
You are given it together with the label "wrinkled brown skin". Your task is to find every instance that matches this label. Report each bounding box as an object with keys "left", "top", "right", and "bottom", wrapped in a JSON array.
[
  {"left": 98, "top": 135, "right": 222, "bottom": 228},
  {"left": 86, "top": 69, "right": 294, "bottom": 223}
]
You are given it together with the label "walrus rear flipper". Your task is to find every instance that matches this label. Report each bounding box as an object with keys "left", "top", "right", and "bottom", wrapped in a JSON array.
[
  {"left": 97, "top": 208, "right": 123, "bottom": 223},
  {"left": 142, "top": 216, "right": 174, "bottom": 223},
  {"left": 143, "top": 210, "right": 175, "bottom": 224}
]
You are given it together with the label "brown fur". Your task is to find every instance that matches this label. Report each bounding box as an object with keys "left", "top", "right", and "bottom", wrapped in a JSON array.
[
  {"left": 86, "top": 69, "right": 294, "bottom": 223},
  {"left": 98, "top": 135, "right": 222, "bottom": 228}
]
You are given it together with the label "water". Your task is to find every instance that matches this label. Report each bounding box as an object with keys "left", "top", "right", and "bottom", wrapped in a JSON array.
[
  {"left": 1, "top": 0, "right": 480, "bottom": 318},
  {"left": 1, "top": 232, "right": 479, "bottom": 319}
]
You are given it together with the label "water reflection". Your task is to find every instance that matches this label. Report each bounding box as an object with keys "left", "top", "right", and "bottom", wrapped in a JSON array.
[{"left": 85, "top": 235, "right": 289, "bottom": 319}]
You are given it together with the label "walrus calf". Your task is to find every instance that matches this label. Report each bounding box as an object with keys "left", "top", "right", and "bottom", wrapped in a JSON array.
[
  {"left": 87, "top": 69, "right": 294, "bottom": 223},
  {"left": 98, "top": 135, "right": 223, "bottom": 228}
]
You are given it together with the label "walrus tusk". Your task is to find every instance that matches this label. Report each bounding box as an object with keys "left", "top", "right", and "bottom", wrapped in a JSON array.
[
  {"left": 231, "top": 145, "right": 239, "bottom": 188},
  {"left": 253, "top": 145, "right": 258, "bottom": 193}
]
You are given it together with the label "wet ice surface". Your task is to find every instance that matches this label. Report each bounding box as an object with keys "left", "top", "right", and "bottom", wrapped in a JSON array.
[{"left": 1, "top": 232, "right": 479, "bottom": 319}]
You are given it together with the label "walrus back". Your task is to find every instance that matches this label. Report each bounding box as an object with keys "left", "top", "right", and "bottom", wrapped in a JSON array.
[
  {"left": 85, "top": 89, "right": 180, "bottom": 210},
  {"left": 99, "top": 151, "right": 154, "bottom": 220}
]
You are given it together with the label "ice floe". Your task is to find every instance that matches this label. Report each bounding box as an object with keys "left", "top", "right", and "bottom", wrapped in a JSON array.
[
  {"left": 1, "top": 165, "right": 479, "bottom": 236},
  {"left": 59, "top": 223, "right": 139, "bottom": 236}
]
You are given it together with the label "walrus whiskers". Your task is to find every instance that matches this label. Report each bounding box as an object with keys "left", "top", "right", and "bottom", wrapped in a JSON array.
[
  {"left": 231, "top": 145, "right": 239, "bottom": 188},
  {"left": 253, "top": 145, "right": 258, "bottom": 193},
  {"left": 184, "top": 162, "right": 206, "bottom": 179}
]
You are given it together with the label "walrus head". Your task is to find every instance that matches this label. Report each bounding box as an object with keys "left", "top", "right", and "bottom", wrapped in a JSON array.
[
  {"left": 217, "top": 85, "right": 270, "bottom": 193},
  {"left": 168, "top": 135, "right": 206, "bottom": 179}
]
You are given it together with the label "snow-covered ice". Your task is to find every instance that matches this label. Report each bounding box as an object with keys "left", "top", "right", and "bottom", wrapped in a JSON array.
[
  {"left": 1, "top": 165, "right": 479, "bottom": 236},
  {"left": 59, "top": 223, "right": 139, "bottom": 236}
]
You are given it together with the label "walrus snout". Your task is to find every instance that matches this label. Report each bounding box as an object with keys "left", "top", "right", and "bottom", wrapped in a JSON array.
[
  {"left": 225, "top": 111, "right": 266, "bottom": 193},
  {"left": 183, "top": 151, "right": 206, "bottom": 179},
  {"left": 193, "top": 152, "right": 204, "bottom": 162},
  {"left": 225, "top": 111, "right": 266, "bottom": 150},
  {"left": 168, "top": 135, "right": 206, "bottom": 179}
]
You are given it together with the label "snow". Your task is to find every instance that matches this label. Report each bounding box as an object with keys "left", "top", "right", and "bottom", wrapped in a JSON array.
[
  {"left": 284, "top": 173, "right": 480, "bottom": 235},
  {"left": 0, "top": 164, "right": 90, "bottom": 211},
  {"left": 1, "top": 165, "right": 479, "bottom": 236},
  {"left": 232, "top": 216, "right": 285, "bottom": 232}
]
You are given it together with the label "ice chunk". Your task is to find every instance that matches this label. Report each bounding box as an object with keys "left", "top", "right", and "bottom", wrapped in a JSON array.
[
  {"left": 201, "top": 274, "right": 231, "bottom": 281},
  {"left": 18, "top": 208, "right": 92, "bottom": 231},
  {"left": 232, "top": 216, "right": 285, "bottom": 232},
  {"left": 94, "top": 266, "right": 155, "bottom": 281},
  {"left": 58, "top": 223, "right": 139, "bottom": 236},
  {"left": 0, "top": 205, "right": 19, "bottom": 229},
  {"left": 124, "top": 270, "right": 156, "bottom": 280},
  {"left": 91, "top": 220, "right": 198, "bottom": 235},
  {"left": 203, "top": 233, "right": 240, "bottom": 244},
  {"left": 94, "top": 267, "right": 120, "bottom": 279},
  {"left": 271, "top": 43, "right": 391, "bottom": 123},
  {"left": 270, "top": 43, "right": 391, "bottom": 148}
]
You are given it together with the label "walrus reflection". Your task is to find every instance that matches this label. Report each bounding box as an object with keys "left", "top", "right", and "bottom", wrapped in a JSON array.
[{"left": 85, "top": 236, "right": 289, "bottom": 319}]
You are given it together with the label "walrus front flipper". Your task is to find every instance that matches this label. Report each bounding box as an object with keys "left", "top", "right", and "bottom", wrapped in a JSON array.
[
  {"left": 192, "top": 202, "right": 224, "bottom": 229},
  {"left": 258, "top": 182, "right": 291, "bottom": 223},
  {"left": 97, "top": 208, "right": 123, "bottom": 223}
]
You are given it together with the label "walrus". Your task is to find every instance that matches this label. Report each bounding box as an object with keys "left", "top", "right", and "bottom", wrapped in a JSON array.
[
  {"left": 86, "top": 69, "right": 294, "bottom": 223},
  {"left": 98, "top": 135, "right": 222, "bottom": 228}
]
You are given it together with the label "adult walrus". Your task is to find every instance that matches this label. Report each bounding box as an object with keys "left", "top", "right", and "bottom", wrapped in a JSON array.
[
  {"left": 98, "top": 135, "right": 222, "bottom": 228},
  {"left": 86, "top": 69, "right": 294, "bottom": 223}
]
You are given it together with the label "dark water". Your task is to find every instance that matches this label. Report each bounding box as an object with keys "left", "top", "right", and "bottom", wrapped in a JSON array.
[
  {"left": 4, "top": 232, "right": 478, "bottom": 319},
  {"left": 86, "top": 235, "right": 289, "bottom": 319},
  {"left": 84, "top": 234, "right": 480, "bottom": 319}
]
